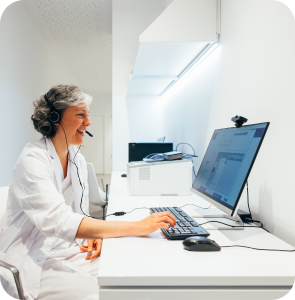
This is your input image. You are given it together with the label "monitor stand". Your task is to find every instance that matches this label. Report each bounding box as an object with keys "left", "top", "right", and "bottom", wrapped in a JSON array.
[{"left": 191, "top": 207, "right": 244, "bottom": 230}]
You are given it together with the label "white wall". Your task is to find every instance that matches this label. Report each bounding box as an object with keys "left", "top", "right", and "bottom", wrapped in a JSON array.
[
  {"left": 0, "top": 2, "right": 73, "bottom": 186},
  {"left": 162, "top": 49, "right": 220, "bottom": 169},
  {"left": 112, "top": 0, "right": 172, "bottom": 171},
  {"left": 90, "top": 92, "right": 112, "bottom": 174},
  {"left": 163, "top": 0, "right": 295, "bottom": 246},
  {"left": 126, "top": 95, "right": 164, "bottom": 143}
]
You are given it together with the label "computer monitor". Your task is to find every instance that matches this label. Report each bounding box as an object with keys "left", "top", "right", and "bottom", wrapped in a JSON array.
[{"left": 191, "top": 122, "right": 269, "bottom": 224}]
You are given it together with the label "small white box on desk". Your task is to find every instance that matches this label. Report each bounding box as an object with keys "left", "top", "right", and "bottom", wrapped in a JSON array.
[{"left": 127, "top": 160, "right": 192, "bottom": 196}]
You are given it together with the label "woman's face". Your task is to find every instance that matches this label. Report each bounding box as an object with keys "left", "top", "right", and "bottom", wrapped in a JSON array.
[{"left": 59, "top": 104, "right": 91, "bottom": 146}]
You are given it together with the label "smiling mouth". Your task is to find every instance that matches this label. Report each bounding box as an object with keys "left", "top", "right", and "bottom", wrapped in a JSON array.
[{"left": 77, "top": 129, "right": 85, "bottom": 135}]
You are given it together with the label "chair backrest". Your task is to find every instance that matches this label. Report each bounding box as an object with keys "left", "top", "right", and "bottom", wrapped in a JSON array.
[
  {"left": 87, "top": 163, "right": 106, "bottom": 206},
  {"left": 0, "top": 186, "right": 9, "bottom": 231}
]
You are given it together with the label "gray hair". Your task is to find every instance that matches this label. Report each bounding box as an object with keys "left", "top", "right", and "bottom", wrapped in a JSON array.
[{"left": 31, "top": 84, "right": 93, "bottom": 138}]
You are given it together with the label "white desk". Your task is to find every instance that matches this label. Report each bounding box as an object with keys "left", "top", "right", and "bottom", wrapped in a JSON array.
[{"left": 98, "top": 172, "right": 295, "bottom": 300}]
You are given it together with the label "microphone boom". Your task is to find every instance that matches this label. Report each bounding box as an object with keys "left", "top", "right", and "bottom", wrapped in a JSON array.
[{"left": 86, "top": 131, "right": 93, "bottom": 137}]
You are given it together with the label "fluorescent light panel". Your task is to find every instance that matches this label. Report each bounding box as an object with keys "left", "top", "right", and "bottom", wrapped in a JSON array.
[{"left": 160, "top": 42, "right": 219, "bottom": 97}]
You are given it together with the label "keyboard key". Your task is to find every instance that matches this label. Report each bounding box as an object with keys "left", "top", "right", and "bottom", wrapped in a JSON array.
[
  {"left": 169, "top": 233, "right": 183, "bottom": 237},
  {"left": 185, "top": 217, "right": 194, "bottom": 222}
]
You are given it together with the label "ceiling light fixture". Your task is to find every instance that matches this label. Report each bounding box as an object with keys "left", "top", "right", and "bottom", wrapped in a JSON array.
[{"left": 160, "top": 42, "right": 219, "bottom": 97}]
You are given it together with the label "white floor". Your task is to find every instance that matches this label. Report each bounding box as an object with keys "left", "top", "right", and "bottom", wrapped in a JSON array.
[{"left": 89, "top": 174, "right": 111, "bottom": 219}]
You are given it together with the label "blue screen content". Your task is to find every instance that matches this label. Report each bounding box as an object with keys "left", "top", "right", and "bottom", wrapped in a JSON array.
[{"left": 193, "top": 123, "right": 268, "bottom": 210}]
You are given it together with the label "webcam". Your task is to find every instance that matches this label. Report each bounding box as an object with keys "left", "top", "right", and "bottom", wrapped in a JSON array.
[{"left": 231, "top": 115, "right": 248, "bottom": 127}]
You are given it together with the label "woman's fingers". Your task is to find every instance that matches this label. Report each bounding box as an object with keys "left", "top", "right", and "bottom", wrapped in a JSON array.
[
  {"left": 84, "top": 239, "right": 95, "bottom": 260},
  {"left": 157, "top": 222, "right": 169, "bottom": 231},
  {"left": 152, "top": 212, "right": 176, "bottom": 226},
  {"left": 158, "top": 215, "right": 176, "bottom": 227},
  {"left": 82, "top": 240, "right": 102, "bottom": 260},
  {"left": 89, "top": 240, "right": 103, "bottom": 260},
  {"left": 158, "top": 212, "right": 176, "bottom": 223},
  {"left": 89, "top": 247, "right": 101, "bottom": 260},
  {"left": 80, "top": 245, "right": 89, "bottom": 252},
  {"left": 87, "top": 239, "right": 95, "bottom": 252},
  {"left": 134, "top": 212, "right": 177, "bottom": 236}
]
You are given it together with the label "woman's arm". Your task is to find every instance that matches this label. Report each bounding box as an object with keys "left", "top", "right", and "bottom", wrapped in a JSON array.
[{"left": 75, "top": 212, "right": 176, "bottom": 239}]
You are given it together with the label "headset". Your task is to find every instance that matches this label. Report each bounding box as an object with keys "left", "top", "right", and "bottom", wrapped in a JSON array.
[{"left": 44, "top": 93, "right": 97, "bottom": 218}]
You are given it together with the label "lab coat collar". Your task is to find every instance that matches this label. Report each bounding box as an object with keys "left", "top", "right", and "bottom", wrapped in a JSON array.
[{"left": 44, "top": 136, "right": 78, "bottom": 163}]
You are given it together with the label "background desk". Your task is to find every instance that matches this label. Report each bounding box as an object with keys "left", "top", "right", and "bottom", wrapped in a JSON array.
[{"left": 97, "top": 172, "right": 295, "bottom": 300}]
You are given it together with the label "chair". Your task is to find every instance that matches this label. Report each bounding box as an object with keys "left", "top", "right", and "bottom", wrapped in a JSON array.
[
  {"left": 87, "top": 163, "right": 109, "bottom": 220},
  {"left": 0, "top": 186, "right": 25, "bottom": 300}
]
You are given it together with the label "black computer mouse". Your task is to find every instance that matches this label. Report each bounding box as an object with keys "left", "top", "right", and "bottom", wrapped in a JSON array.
[
  {"left": 183, "top": 236, "right": 221, "bottom": 252},
  {"left": 121, "top": 174, "right": 127, "bottom": 177}
]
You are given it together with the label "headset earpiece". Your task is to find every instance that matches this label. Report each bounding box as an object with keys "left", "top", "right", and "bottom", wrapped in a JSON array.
[
  {"left": 44, "top": 93, "right": 60, "bottom": 124},
  {"left": 49, "top": 111, "right": 60, "bottom": 123}
]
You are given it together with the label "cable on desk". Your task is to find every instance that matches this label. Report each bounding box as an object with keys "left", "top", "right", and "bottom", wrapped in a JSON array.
[
  {"left": 116, "top": 204, "right": 212, "bottom": 216},
  {"left": 101, "top": 207, "right": 150, "bottom": 218},
  {"left": 198, "top": 220, "right": 270, "bottom": 233},
  {"left": 176, "top": 143, "right": 198, "bottom": 180},
  {"left": 123, "top": 207, "right": 150, "bottom": 215},
  {"left": 100, "top": 204, "right": 212, "bottom": 219},
  {"left": 246, "top": 181, "right": 252, "bottom": 220},
  {"left": 243, "top": 181, "right": 266, "bottom": 231},
  {"left": 94, "top": 213, "right": 115, "bottom": 220},
  {"left": 176, "top": 143, "right": 196, "bottom": 156},
  {"left": 199, "top": 221, "right": 295, "bottom": 252},
  {"left": 221, "top": 245, "right": 295, "bottom": 252}
]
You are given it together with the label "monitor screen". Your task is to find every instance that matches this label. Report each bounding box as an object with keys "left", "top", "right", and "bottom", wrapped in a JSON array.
[{"left": 192, "top": 122, "right": 269, "bottom": 213}]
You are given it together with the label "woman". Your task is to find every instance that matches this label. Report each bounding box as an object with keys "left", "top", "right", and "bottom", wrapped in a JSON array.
[{"left": 0, "top": 85, "right": 176, "bottom": 300}]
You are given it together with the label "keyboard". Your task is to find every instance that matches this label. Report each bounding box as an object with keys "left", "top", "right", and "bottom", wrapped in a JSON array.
[{"left": 150, "top": 207, "right": 210, "bottom": 240}]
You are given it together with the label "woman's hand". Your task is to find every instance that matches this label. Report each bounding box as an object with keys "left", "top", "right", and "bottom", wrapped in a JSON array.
[
  {"left": 80, "top": 239, "right": 103, "bottom": 260},
  {"left": 133, "top": 211, "right": 176, "bottom": 236}
]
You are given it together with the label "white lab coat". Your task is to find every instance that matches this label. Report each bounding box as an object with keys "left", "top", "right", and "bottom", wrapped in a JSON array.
[{"left": 0, "top": 137, "right": 90, "bottom": 299}]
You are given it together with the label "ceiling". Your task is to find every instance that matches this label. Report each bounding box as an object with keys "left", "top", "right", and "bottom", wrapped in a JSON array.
[{"left": 22, "top": 0, "right": 112, "bottom": 97}]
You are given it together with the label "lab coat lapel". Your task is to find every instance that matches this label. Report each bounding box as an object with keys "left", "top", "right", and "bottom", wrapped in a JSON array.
[{"left": 44, "top": 137, "right": 63, "bottom": 194}]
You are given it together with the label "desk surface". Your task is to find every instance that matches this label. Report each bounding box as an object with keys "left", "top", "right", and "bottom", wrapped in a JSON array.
[{"left": 98, "top": 172, "right": 295, "bottom": 288}]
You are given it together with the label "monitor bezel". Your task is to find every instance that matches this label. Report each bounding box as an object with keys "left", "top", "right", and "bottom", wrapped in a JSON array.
[{"left": 191, "top": 122, "right": 270, "bottom": 217}]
